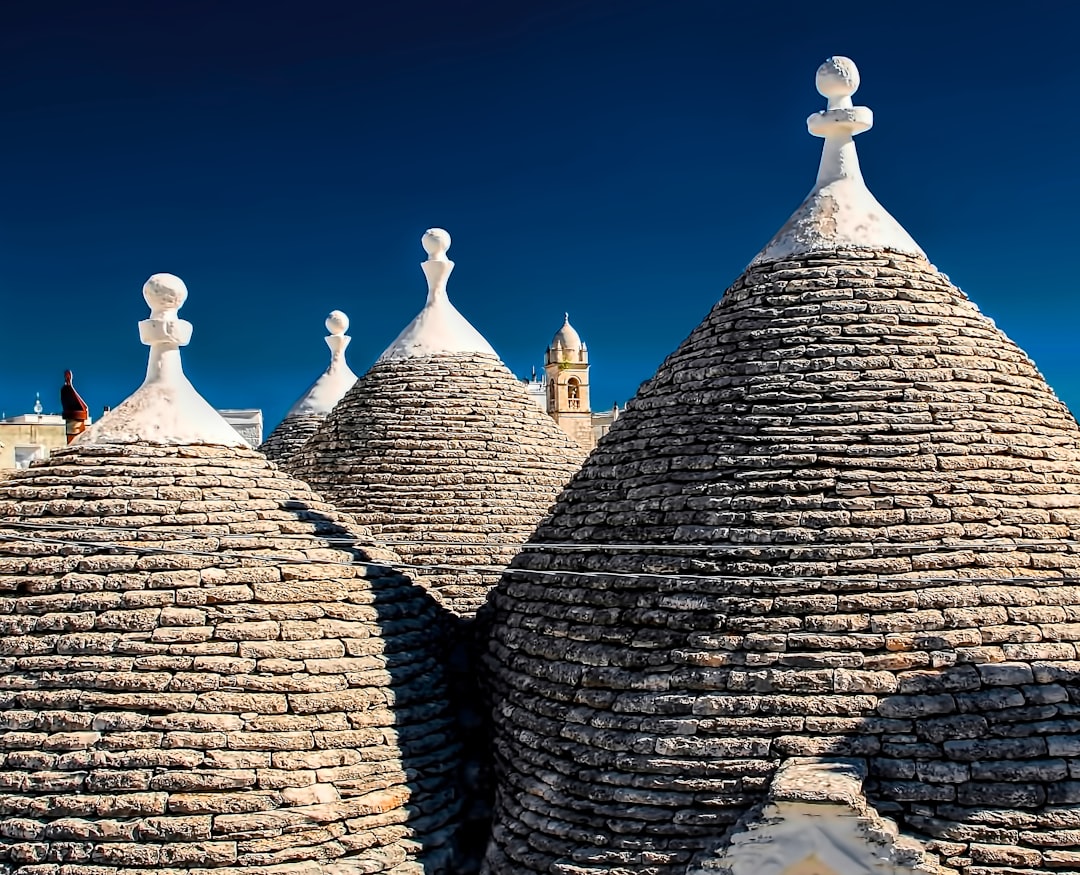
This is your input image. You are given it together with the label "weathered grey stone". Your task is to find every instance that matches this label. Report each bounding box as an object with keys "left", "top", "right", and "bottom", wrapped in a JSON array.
[
  {"left": 482, "top": 251, "right": 1080, "bottom": 875},
  {"left": 290, "top": 352, "right": 587, "bottom": 617}
]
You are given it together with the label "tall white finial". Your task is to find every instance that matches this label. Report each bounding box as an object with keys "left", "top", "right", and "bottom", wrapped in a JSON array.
[
  {"left": 421, "top": 227, "right": 454, "bottom": 305},
  {"left": 809, "top": 56, "right": 871, "bottom": 188},
  {"left": 75, "top": 273, "right": 244, "bottom": 446},
  {"left": 139, "top": 274, "right": 194, "bottom": 383},
  {"left": 751, "top": 56, "right": 924, "bottom": 265},
  {"left": 283, "top": 309, "right": 359, "bottom": 417},
  {"left": 377, "top": 228, "right": 498, "bottom": 362}
]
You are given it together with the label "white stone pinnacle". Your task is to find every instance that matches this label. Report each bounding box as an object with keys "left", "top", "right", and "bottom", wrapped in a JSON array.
[
  {"left": 751, "top": 56, "right": 925, "bottom": 265},
  {"left": 76, "top": 273, "right": 245, "bottom": 447},
  {"left": 378, "top": 228, "right": 498, "bottom": 362},
  {"left": 285, "top": 309, "right": 359, "bottom": 417}
]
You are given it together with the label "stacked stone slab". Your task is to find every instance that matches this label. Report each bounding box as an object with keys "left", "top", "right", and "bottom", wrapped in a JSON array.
[
  {"left": 291, "top": 351, "right": 587, "bottom": 616},
  {"left": 0, "top": 275, "right": 464, "bottom": 874},
  {"left": 483, "top": 60, "right": 1080, "bottom": 875},
  {"left": 260, "top": 412, "right": 326, "bottom": 464}
]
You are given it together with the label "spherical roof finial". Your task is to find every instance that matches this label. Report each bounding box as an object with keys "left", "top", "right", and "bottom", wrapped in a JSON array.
[
  {"left": 142, "top": 273, "right": 189, "bottom": 316},
  {"left": 422, "top": 228, "right": 452, "bottom": 261},
  {"left": 326, "top": 310, "right": 349, "bottom": 336},
  {"left": 816, "top": 56, "right": 860, "bottom": 100}
]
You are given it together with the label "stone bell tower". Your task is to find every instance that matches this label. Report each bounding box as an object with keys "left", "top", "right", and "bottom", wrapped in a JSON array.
[{"left": 544, "top": 313, "right": 594, "bottom": 451}]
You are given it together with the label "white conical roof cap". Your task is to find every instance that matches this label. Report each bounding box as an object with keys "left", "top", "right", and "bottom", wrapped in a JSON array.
[
  {"left": 77, "top": 273, "right": 245, "bottom": 447},
  {"left": 286, "top": 310, "right": 359, "bottom": 416},
  {"left": 752, "top": 57, "right": 925, "bottom": 265},
  {"left": 378, "top": 229, "right": 498, "bottom": 362}
]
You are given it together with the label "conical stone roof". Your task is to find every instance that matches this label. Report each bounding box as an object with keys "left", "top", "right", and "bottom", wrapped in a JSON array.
[
  {"left": 483, "top": 59, "right": 1080, "bottom": 875},
  {"left": 290, "top": 230, "right": 587, "bottom": 617},
  {"left": 0, "top": 274, "right": 463, "bottom": 873},
  {"left": 261, "top": 310, "right": 359, "bottom": 465}
]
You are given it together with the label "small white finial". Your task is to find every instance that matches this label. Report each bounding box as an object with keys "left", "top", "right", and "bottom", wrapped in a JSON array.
[
  {"left": 807, "top": 56, "right": 872, "bottom": 155},
  {"left": 422, "top": 228, "right": 452, "bottom": 262},
  {"left": 143, "top": 273, "right": 189, "bottom": 320},
  {"left": 282, "top": 308, "right": 358, "bottom": 418},
  {"left": 33, "top": 393, "right": 42, "bottom": 415},
  {"left": 326, "top": 310, "right": 349, "bottom": 336}
]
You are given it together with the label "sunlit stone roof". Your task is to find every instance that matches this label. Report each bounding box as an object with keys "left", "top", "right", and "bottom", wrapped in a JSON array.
[
  {"left": 0, "top": 274, "right": 463, "bottom": 873},
  {"left": 483, "top": 58, "right": 1080, "bottom": 875}
]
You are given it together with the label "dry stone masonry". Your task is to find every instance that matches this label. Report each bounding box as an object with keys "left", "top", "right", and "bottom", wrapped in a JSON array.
[
  {"left": 0, "top": 274, "right": 464, "bottom": 874},
  {"left": 260, "top": 412, "right": 328, "bottom": 467},
  {"left": 290, "top": 351, "right": 588, "bottom": 617},
  {"left": 289, "top": 231, "right": 588, "bottom": 875},
  {"left": 482, "top": 59, "right": 1080, "bottom": 875}
]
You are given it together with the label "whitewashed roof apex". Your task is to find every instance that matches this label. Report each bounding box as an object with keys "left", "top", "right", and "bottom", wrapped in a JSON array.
[
  {"left": 752, "top": 56, "right": 925, "bottom": 265},
  {"left": 76, "top": 273, "right": 245, "bottom": 447},
  {"left": 285, "top": 309, "right": 359, "bottom": 417},
  {"left": 378, "top": 228, "right": 498, "bottom": 362}
]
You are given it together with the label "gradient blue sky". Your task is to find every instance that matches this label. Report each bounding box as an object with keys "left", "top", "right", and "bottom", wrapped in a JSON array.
[{"left": 2, "top": 0, "right": 1078, "bottom": 430}]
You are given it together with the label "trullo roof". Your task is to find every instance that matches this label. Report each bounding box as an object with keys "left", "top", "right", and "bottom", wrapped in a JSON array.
[
  {"left": 260, "top": 309, "right": 359, "bottom": 464},
  {"left": 0, "top": 274, "right": 462, "bottom": 873},
  {"left": 290, "top": 230, "right": 587, "bottom": 617},
  {"left": 482, "top": 58, "right": 1080, "bottom": 875}
]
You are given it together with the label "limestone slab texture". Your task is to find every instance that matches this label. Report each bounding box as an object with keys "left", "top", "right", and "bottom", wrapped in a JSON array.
[
  {"left": 0, "top": 442, "right": 462, "bottom": 874},
  {"left": 483, "top": 251, "right": 1080, "bottom": 875},
  {"left": 260, "top": 413, "right": 327, "bottom": 465},
  {"left": 290, "top": 352, "right": 587, "bottom": 617}
]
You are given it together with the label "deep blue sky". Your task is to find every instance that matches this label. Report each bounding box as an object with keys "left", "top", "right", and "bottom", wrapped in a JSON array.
[{"left": 2, "top": 1, "right": 1078, "bottom": 430}]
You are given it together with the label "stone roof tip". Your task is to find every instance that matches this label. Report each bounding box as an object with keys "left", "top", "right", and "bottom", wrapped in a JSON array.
[
  {"left": 751, "top": 56, "right": 926, "bottom": 266},
  {"left": 377, "top": 227, "right": 499, "bottom": 362},
  {"left": 74, "top": 272, "right": 246, "bottom": 448},
  {"left": 283, "top": 308, "right": 359, "bottom": 417}
]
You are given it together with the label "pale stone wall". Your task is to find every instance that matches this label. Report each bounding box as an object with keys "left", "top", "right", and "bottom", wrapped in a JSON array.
[
  {"left": 0, "top": 420, "right": 69, "bottom": 469},
  {"left": 549, "top": 410, "right": 596, "bottom": 452}
]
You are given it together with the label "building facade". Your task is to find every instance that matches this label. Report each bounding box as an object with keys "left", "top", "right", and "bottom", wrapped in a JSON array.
[
  {"left": 0, "top": 413, "right": 75, "bottom": 470},
  {"left": 521, "top": 312, "right": 619, "bottom": 452}
]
